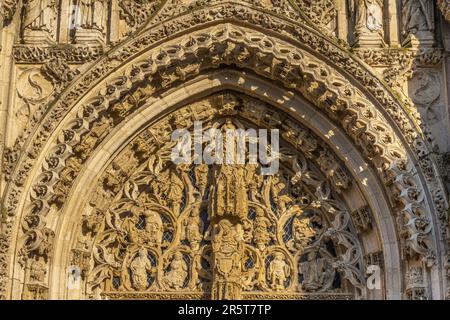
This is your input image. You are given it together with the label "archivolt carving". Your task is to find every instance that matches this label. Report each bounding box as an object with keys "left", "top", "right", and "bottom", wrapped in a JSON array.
[
  {"left": 2, "top": 23, "right": 443, "bottom": 301},
  {"left": 7, "top": 2, "right": 427, "bottom": 160},
  {"left": 69, "top": 96, "right": 365, "bottom": 299}
]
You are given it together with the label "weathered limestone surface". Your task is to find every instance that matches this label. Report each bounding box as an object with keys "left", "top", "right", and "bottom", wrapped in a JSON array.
[{"left": 0, "top": 0, "right": 449, "bottom": 300}]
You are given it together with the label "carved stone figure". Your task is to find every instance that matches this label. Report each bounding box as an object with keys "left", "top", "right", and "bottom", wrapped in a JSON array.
[
  {"left": 267, "top": 252, "right": 290, "bottom": 290},
  {"left": 211, "top": 219, "right": 244, "bottom": 300},
  {"left": 172, "top": 171, "right": 185, "bottom": 213},
  {"left": 194, "top": 164, "right": 209, "bottom": 200},
  {"left": 245, "top": 163, "right": 263, "bottom": 201},
  {"left": 143, "top": 210, "right": 163, "bottom": 246},
  {"left": 402, "top": 0, "right": 434, "bottom": 34},
  {"left": 29, "top": 257, "right": 47, "bottom": 283},
  {"left": 208, "top": 121, "right": 249, "bottom": 221},
  {"left": 299, "top": 251, "right": 333, "bottom": 292},
  {"left": 270, "top": 175, "right": 292, "bottom": 213},
  {"left": 163, "top": 252, "right": 188, "bottom": 290},
  {"left": 183, "top": 209, "right": 203, "bottom": 251},
  {"left": 292, "top": 215, "right": 316, "bottom": 249},
  {"left": 77, "top": 0, "right": 106, "bottom": 31},
  {"left": 130, "top": 248, "right": 152, "bottom": 291},
  {"left": 22, "top": 0, "right": 57, "bottom": 33},
  {"left": 159, "top": 168, "right": 184, "bottom": 214},
  {"left": 350, "top": 0, "right": 383, "bottom": 35}
]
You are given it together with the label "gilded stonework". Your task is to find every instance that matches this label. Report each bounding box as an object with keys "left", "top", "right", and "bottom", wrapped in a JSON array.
[{"left": 0, "top": 0, "right": 449, "bottom": 300}]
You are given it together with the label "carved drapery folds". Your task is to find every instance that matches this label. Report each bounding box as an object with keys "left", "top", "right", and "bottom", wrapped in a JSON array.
[
  {"left": 349, "top": 0, "right": 385, "bottom": 47},
  {"left": 68, "top": 93, "right": 366, "bottom": 300}
]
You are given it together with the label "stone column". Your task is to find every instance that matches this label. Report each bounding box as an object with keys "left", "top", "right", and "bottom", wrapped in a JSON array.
[
  {"left": 386, "top": 0, "right": 400, "bottom": 47},
  {"left": 336, "top": 0, "right": 349, "bottom": 41}
]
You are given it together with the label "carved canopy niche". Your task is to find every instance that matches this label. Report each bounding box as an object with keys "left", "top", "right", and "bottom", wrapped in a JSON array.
[{"left": 65, "top": 92, "right": 369, "bottom": 300}]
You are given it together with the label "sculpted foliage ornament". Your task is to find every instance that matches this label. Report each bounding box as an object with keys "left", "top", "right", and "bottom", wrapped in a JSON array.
[
  {"left": 63, "top": 93, "right": 366, "bottom": 299},
  {"left": 292, "top": 0, "right": 337, "bottom": 30}
]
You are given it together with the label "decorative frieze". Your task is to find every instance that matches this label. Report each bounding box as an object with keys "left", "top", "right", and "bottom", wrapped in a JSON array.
[{"left": 13, "top": 44, "right": 104, "bottom": 64}]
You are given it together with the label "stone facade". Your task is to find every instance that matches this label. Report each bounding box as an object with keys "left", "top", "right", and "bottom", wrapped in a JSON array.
[{"left": 0, "top": 0, "right": 449, "bottom": 300}]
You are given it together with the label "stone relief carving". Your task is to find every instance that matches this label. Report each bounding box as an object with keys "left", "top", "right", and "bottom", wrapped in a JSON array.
[
  {"left": 354, "top": 0, "right": 384, "bottom": 33},
  {"left": 130, "top": 248, "right": 154, "bottom": 290},
  {"left": 15, "top": 68, "right": 54, "bottom": 132},
  {"left": 350, "top": 206, "right": 372, "bottom": 233},
  {"left": 7, "top": 23, "right": 442, "bottom": 301},
  {"left": 405, "top": 266, "right": 428, "bottom": 300},
  {"left": 349, "top": 0, "right": 384, "bottom": 46},
  {"left": 402, "top": 0, "right": 435, "bottom": 47},
  {"left": 409, "top": 70, "right": 442, "bottom": 125},
  {"left": 0, "top": 0, "right": 17, "bottom": 26},
  {"left": 21, "top": 0, "right": 59, "bottom": 43},
  {"left": 60, "top": 93, "right": 367, "bottom": 299},
  {"left": 12, "top": 45, "right": 104, "bottom": 64},
  {"left": 402, "top": 0, "right": 435, "bottom": 33},
  {"left": 118, "top": 0, "right": 160, "bottom": 35},
  {"left": 438, "top": 0, "right": 450, "bottom": 21},
  {"left": 0, "top": 0, "right": 446, "bottom": 300},
  {"left": 76, "top": 0, "right": 107, "bottom": 31},
  {"left": 72, "top": 0, "right": 108, "bottom": 43},
  {"left": 14, "top": 57, "right": 79, "bottom": 138}
]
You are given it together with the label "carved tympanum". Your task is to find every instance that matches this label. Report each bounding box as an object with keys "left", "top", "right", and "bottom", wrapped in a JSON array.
[{"left": 69, "top": 93, "right": 365, "bottom": 300}]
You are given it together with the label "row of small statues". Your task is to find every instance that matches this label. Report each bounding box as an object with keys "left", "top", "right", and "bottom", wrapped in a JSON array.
[
  {"left": 127, "top": 248, "right": 333, "bottom": 292},
  {"left": 20, "top": 1, "right": 435, "bottom": 42},
  {"left": 128, "top": 207, "right": 316, "bottom": 253},
  {"left": 350, "top": 0, "right": 434, "bottom": 36}
]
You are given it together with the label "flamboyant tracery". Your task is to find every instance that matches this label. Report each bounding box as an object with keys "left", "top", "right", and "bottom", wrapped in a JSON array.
[{"left": 67, "top": 93, "right": 366, "bottom": 300}]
